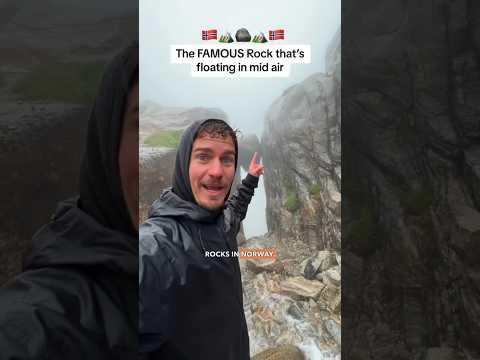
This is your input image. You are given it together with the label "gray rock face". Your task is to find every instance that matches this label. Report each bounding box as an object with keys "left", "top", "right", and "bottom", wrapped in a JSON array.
[
  {"left": 238, "top": 133, "right": 261, "bottom": 172},
  {"left": 343, "top": 1, "right": 480, "bottom": 358},
  {"left": 0, "top": 103, "right": 88, "bottom": 285},
  {"left": 262, "top": 68, "right": 341, "bottom": 251},
  {"left": 139, "top": 147, "right": 176, "bottom": 222},
  {"left": 244, "top": 32, "right": 341, "bottom": 358},
  {"left": 140, "top": 102, "right": 228, "bottom": 133},
  {"left": 325, "top": 28, "right": 340, "bottom": 77}
]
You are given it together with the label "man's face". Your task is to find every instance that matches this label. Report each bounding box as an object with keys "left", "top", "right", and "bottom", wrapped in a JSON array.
[
  {"left": 119, "top": 82, "right": 139, "bottom": 230},
  {"left": 189, "top": 134, "right": 236, "bottom": 210}
]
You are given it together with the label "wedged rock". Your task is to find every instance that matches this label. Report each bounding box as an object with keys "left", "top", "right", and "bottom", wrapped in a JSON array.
[
  {"left": 252, "top": 345, "right": 305, "bottom": 360},
  {"left": 279, "top": 276, "right": 324, "bottom": 300}
]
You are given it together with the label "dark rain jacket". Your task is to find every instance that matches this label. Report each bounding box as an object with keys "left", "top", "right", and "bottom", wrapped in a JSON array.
[
  {"left": 0, "top": 199, "right": 137, "bottom": 359},
  {"left": 139, "top": 119, "right": 259, "bottom": 360},
  {"left": 0, "top": 43, "right": 138, "bottom": 359}
]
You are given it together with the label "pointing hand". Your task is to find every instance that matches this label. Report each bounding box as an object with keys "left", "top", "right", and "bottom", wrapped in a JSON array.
[{"left": 248, "top": 152, "right": 264, "bottom": 177}]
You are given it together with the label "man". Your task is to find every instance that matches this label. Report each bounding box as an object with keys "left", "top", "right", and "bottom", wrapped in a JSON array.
[
  {"left": 139, "top": 119, "right": 264, "bottom": 359},
  {"left": 0, "top": 43, "right": 138, "bottom": 359}
]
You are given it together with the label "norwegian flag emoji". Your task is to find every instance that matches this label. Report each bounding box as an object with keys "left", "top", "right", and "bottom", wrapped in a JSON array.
[
  {"left": 269, "top": 29, "right": 285, "bottom": 40},
  {"left": 202, "top": 29, "right": 217, "bottom": 40}
]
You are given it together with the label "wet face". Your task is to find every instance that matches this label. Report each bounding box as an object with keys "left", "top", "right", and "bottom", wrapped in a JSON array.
[
  {"left": 119, "top": 82, "right": 139, "bottom": 230},
  {"left": 189, "top": 134, "right": 236, "bottom": 210}
]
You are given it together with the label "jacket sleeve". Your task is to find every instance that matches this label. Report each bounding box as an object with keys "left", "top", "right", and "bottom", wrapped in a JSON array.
[
  {"left": 139, "top": 223, "right": 174, "bottom": 355},
  {"left": 138, "top": 220, "right": 207, "bottom": 356},
  {"left": 0, "top": 268, "right": 133, "bottom": 359},
  {"left": 223, "top": 173, "right": 259, "bottom": 235},
  {"left": 0, "top": 281, "right": 46, "bottom": 359}
]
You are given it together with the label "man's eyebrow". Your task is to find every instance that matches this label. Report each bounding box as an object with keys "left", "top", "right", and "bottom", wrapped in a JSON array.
[
  {"left": 192, "top": 148, "right": 235, "bottom": 156},
  {"left": 193, "top": 147, "right": 213, "bottom": 153},
  {"left": 221, "top": 150, "right": 236, "bottom": 156}
]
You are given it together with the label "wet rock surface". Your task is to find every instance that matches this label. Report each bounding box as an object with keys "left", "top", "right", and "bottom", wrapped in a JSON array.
[
  {"left": 342, "top": 1, "right": 480, "bottom": 358},
  {"left": 243, "top": 29, "right": 341, "bottom": 359},
  {"left": 0, "top": 101, "right": 88, "bottom": 285},
  {"left": 241, "top": 233, "right": 341, "bottom": 359},
  {"left": 0, "top": 4, "right": 137, "bottom": 284}
]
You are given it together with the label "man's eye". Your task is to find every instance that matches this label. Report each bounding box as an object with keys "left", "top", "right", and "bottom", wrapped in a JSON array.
[
  {"left": 197, "top": 154, "right": 209, "bottom": 161},
  {"left": 222, "top": 157, "right": 234, "bottom": 165}
]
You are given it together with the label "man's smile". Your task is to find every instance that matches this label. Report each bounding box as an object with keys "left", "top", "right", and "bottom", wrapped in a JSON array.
[{"left": 202, "top": 183, "right": 226, "bottom": 196}]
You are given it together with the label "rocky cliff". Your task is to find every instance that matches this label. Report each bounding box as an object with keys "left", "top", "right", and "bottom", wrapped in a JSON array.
[
  {"left": 244, "top": 31, "right": 341, "bottom": 359},
  {"left": 0, "top": 103, "right": 89, "bottom": 285},
  {"left": 0, "top": 4, "right": 137, "bottom": 285},
  {"left": 262, "top": 65, "right": 341, "bottom": 251},
  {"left": 343, "top": 1, "right": 480, "bottom": 358}
]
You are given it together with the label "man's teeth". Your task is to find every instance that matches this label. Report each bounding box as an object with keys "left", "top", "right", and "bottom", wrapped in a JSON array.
[{"left": 204, "top": 185, "right": 223, "bottom": 190}]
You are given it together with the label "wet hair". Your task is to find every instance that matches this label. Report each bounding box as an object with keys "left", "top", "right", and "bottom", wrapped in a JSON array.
[{"left": 196, "top": 119, "right": 239, "bottom": 144}]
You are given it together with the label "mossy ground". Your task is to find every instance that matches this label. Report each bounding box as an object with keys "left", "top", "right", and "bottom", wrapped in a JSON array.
[
  {"left": 285, "top": 190, "right": 300, "bottom": 212},
  {"left": 144, "top": 130, "right": 183, "bottom": 148}
]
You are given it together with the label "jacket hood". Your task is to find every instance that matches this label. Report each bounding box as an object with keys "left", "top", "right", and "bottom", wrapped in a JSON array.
[
  {"left": 78, "top": 42, "right": 138, "bottom": 236},
  {"left": 149, "top": 188, "right": 219, "bottom": 223},
  {"left": 171, "top": 119, "right": 238, "bottom": 208},
  {"left": 24, "top": 198, "right": 137, "bottom": 275}
]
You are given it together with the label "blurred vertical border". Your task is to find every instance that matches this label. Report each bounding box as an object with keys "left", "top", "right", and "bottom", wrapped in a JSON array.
[{"left": 0, "top": 0, "right": 138, "bottom": 285}]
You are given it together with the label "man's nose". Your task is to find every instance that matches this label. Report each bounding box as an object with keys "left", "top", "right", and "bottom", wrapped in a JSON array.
[{"left": 208, "top": 159, "right": 224, "bottom": 178}]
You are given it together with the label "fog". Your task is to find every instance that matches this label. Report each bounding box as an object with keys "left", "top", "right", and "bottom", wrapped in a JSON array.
[{"left": 140, "top": 0, "right": 340, "bottom": 237}]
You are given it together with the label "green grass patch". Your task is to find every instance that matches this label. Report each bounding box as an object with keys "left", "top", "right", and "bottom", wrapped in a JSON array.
[
  {"left": 144, "top": 130, "right": 183, "bottom": 148},
  {"left": 308, "top": 183, "right": 322, "bottom": 197},
  {"left": 285, "top": 190, "right": 300, "bottom": 213},
  {"left": 12, "top": 61, "right": 105, "bottom": 104}
]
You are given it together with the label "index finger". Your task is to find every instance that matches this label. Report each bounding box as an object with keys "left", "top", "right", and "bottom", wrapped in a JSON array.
[{"left": 250, "top": 152, "right": 258, "bottom": 165}]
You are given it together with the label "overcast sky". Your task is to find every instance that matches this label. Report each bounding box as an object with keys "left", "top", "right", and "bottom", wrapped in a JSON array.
[
  {"left": 140, "top": 0, "right": 340, "bottom": 237},
  {"left": 140, "top": 0, "right": 340, "bottom": 135}
]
